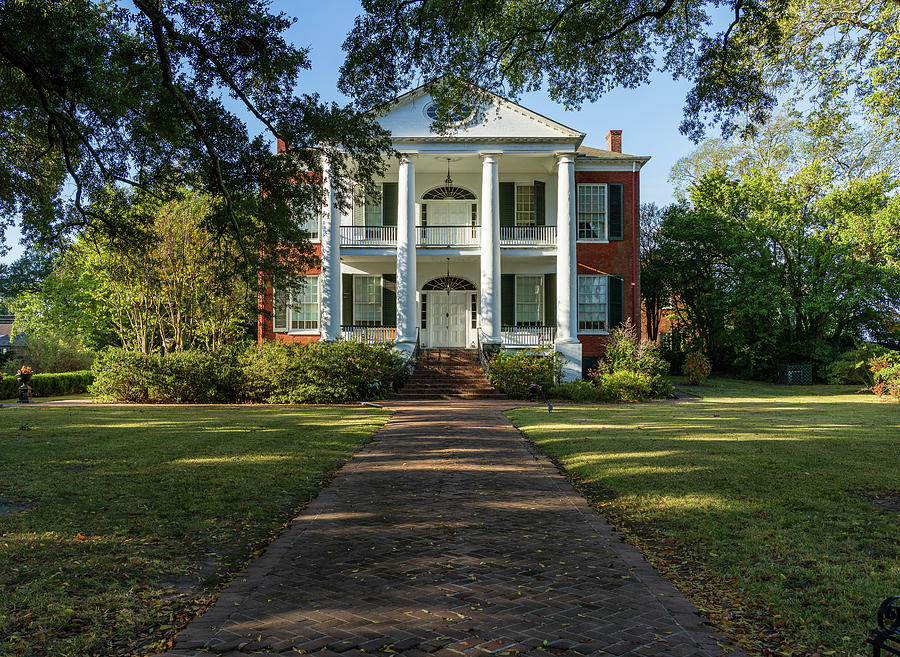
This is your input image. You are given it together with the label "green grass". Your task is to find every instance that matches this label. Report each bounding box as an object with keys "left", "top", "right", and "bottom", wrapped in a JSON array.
[
  {"left": 508, "top": 379, "right": 899, "bottom": 657},
  {"left": 0, "top": 405, "right": 391, "bottom": 657}
]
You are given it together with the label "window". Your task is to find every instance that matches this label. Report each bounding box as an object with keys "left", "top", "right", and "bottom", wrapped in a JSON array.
[
  {"left": 577, "top": 184, "right": 607, "bottom": 240},
  {"left": 471, "top": 293, "right": 477, "bottom": 329},
  {"left": 516, "top": 275, "right": 543, "bottom": 326},
  {"left": 290, "top": 277, "right": 319, "bottom": 330},
  {"left": 578, "top": 274, "right": 607, "bottom": 331},
  {"left": 353, "top": 275, "right": 382, "bottom": 326},
  {"left": 289, "top": 200, "right": 319, "bottom": 240},
  {"left": 272, "top": 276, "right": 319, "bottom": 332},
  {"left": 515, "top": 185, "right": 535, "bottom": 226},
  {"left": 364, "top": 189, "right": 382, "bottom": 226}
]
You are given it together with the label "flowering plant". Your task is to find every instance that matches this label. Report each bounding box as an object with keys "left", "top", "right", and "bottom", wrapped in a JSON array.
[{"left": 17, "top": 366, "right": 33, "bottom": 376}]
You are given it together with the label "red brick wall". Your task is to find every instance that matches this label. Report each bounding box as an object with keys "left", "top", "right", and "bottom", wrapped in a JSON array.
[
  {"left": 574, "top": 169, "right": 640, "bottom": 357},
  {"left": 257, "top": 244, "right": 322, "bottom": 345}
]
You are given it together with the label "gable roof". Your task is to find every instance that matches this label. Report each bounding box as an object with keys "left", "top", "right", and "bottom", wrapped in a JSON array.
[{"left": 376, "top": 81, "right": 585, "bottom": 144}]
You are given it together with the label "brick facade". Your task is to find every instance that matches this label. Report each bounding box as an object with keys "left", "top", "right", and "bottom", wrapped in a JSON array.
[
  {"left": 257, "top": 244, "right": 322, "bottom": 345},
  {"left": 575, "top": 169, "right": 640, "bottom": 360}
]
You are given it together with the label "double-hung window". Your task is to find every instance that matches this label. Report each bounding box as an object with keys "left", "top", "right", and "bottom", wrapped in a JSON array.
[
  {"left": 364, "top": 190, "right": 382, "bottom": 226},
  {"left": 577, "top": 274, "right": 607, "bottom": 331},
  {"left": 515, "top": 184, "right": 535, "bottom": 226},
  {"left": 353, "top": 275, "right": 382, "bottom": 326},
  {"left": 515, "top": 275, "right": 543, "bottom": 326},
  {"left": 577, "top": 184, "right": 607, "bottom": 240},
  {"left": 273, "top": 275, "right": 319, "bottom": 332},
  {"left": 290, "top": 277, "right": 319, "bottom": 330}
]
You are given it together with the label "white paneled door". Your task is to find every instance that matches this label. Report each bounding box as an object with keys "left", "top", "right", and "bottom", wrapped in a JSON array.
[{"left": 427, "top": 291, "right": 469, "bottom": 347}]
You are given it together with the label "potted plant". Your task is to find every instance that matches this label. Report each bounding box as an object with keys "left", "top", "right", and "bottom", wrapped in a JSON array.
[{"left": 16, "top": 365, "right": 33, "bottom": 384}]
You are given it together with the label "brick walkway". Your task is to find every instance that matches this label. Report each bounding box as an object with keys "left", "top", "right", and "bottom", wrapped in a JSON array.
[{"left": 158, "top": 401, "right": 743, "bottom": 657}]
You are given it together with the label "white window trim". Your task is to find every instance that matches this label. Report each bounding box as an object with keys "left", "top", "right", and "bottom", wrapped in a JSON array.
[
  {"left": 576, "top": 183, "right": 609, "bottom": 243},
  {"left": 514, "top": 274, "right": 545, "bottom": 326},
  {"left": 515, "top": 184, "right": 536, "bottom": 227},
  {"left": 577, "top": 273, "right": 609, "bottom": 334},
  {"left": 273, "top": 276, "right": 321, "bottom": 335}
]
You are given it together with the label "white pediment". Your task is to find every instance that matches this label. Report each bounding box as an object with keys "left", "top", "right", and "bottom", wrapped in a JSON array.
[{"left": 376, "top": 86, "right": 584, "bottom": 144}]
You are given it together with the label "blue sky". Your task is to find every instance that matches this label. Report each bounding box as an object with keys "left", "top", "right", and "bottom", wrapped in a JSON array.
[{"left": 2, "top": 1, "right": 700, "bottom": 264}]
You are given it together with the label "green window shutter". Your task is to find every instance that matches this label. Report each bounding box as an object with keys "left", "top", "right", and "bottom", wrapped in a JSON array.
[
  {"left": 499, "top": 182, "right": 515, "bottom": 227},
  {"left": 534, "top": 180, "right": 546, "bottom": 225},
  {"left": 382, "top": 182, "right": 398, "bottom": 226},
  {"left": 543, "top": 273, "right": 556, "bottom": 326},
  {"left": 342, "top": 273, "right": 353, "bottom": 326},
  {"left": 501, "top": 274, "right": 516, "bottom": 326},
  {"left": 608, "top": 275, "right": 624, "bottom": 328},
  {"left": 608, "top": 183, "right": 624, "bottom": 240},
  {"left": 381, "top": 274, "right": 396, "bottom": 327}
]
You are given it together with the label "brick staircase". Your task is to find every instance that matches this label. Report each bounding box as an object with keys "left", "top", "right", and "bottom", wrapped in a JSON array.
[{"left": 394, "top": 349, "right": 506, "bottom": 400}]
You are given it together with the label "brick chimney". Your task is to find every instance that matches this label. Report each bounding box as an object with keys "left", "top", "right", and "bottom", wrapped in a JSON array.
[
  {"left": 606, "top": 130, "right": 622, "bottom": 153},
  {"left": 276, "top": 137, "right": 287, "bottom": 153}
]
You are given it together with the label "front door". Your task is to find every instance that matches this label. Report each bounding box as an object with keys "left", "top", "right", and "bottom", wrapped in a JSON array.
[{"left": 427, "top": 291, "right": 469, "bottom": 347}]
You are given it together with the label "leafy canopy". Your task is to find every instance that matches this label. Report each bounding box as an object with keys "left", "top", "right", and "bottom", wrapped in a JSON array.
[
  {"left": 0, "top": 0, "right": 392, "bottom": 282},
  {"left": 341, "top": 0, "right": 900, "bottom": 139}
]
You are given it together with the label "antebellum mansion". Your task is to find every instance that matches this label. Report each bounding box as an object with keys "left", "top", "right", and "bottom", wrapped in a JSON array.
[{"left": 258, "top": 86, "right": 649, "bottom": 380}]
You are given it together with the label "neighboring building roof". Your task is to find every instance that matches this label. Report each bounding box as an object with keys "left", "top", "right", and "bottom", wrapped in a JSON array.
[
  {"left": 0, "top": 324, "right": 26, "bottom": 347},
  {"left": 577, "top": 145, "right": 651, "bottom": 164}
]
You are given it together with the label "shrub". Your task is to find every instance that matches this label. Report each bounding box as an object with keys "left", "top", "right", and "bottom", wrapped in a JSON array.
[
  {"left": 683, "top": 351, "right": 712, "bottom": 384},
  {"left": 89, "top": 348, "right": 160, "bottom": 402},
  {"left": 871, "top": 356, "right": 900, "bottom": 401},
  {"left": 550, "top": 379, "right": 609, "bottom": 403},
  {"left": 485, "top": 349, "right": 562, "bottom": 399},
  {"left": 826, "top": 346, "right": 900, "bottom": 387},
  {"left": 155, "top": 345, "right": 244, "bottom": 403},
  {"left": 588, "top": 320, "right": 672, "bottom": 399},
  {"left": 596, "top": 370, "right": 655, "bottom": 402},
  {"left": 1, "top": 370, "right": 93, "bottom": 399},
  {"left": 245, "top": 340, "right": 404, "bottom": 404},
  {"left": 91, "top": 341, "right": 405, "bottom": 404}
]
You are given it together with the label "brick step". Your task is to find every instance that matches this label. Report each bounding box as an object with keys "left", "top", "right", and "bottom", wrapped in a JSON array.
[{"left": 395, "top": 349, "right": 503, "bottom": 400}]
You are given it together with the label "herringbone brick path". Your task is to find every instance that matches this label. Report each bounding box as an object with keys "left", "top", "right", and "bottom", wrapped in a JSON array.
[{"left": 157, "top": 401, "right": 744, "bottom": 657}]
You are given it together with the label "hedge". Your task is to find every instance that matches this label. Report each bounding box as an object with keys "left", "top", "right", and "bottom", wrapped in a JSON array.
[{"left": 1, "top": 370, "right": 94, "bottom": 400}]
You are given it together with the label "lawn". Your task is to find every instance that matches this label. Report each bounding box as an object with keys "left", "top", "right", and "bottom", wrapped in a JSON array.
[
  {"left": 507, "top": 379, "right": 899, "bottom": 657},
  {"left": 0, "top": 404, "right": 391, "bottom": 657}
]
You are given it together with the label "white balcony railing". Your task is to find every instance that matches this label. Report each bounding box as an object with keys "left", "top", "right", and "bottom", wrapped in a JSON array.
[
  {"left": 341, "top": 326, "right": 397, "bottom": 343},
  {"left": 417, "top": 225, "right": 480, "bottom": 247},
  {"left": 501, "top": 325, "right": 557, "bottom": 346},
  {"left": 340, "top": 225, "right": 397, "bottom": 246},
  {"left": 500, "top": 225, "right": 557, "bottom": 246},
  {"left": 339, "top": 224, "right": 556, "bottom": 247}
]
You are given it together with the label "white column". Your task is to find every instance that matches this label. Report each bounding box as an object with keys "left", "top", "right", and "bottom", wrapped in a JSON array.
[
  {"left": 480, "top": 153, "right": 502, "bottom": 344},
  {"left": 396, "top": 154, "right": 417, "bottom": 345},
  {"left": 320, "top": 162, "right": 342, "bottom": 340},
  {"left": 556, "top": 153, "right": 578, "bottom": 343}
]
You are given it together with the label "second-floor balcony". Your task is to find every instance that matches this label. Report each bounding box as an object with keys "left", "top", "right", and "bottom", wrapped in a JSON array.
[{"left": 339, "top": 225, "right": 557, "bottom": 248}]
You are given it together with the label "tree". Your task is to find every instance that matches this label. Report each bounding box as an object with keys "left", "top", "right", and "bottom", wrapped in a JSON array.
[
  {"left": 0, "top": 251, "right": 54, "bottom": 314},
  {"left": 11, "top": 189, "right": 258, "bottom": 355},
  {"left": 0, "top": 0, "right": 392, "bottom": 286},
  {"left": 639, "top": 203, "right": 672, "bottom": 343},
  {"left": 341, "top": 0, "right": 900, "bottom": 138}
]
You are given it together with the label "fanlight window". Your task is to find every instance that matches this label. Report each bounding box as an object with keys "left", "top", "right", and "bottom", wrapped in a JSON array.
[
  {"left": 422, "top": 186, "right": 476, "bottom": 201},
  {"left": 422, "top": 277, "right": 477, "bottom": 291}
]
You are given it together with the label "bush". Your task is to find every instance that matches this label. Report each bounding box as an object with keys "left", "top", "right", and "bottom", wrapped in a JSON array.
[
  {"left": 91, "top": 341, "right": 405, "bottom": 404},
  {"left": 596, "top": 370, "right": 655, "bottom": 402},
  {"left": 550, "top": 379, "right": 609, "bottom": 403},
  {"left": 485, "top": 349, "right": 562, "bottom": 399},
  {"left": 1, "top": 370, "right": 93, "bottom": 399},
  {"left": 588, "top": 320, "right": 672, "bottom": 399},
  {"left": 683, "top": 351, "right": 712, "bottom": 384},
  {"left": 826, "top": 345, "right": 900, "bottom": 386},
  {"left": 871, "top": 356, "right": 900, "bottom": 401},
  {"left": 89, "top": 349, "right": 160, "bottom": 402},
  {"left": 243, "top": 340, "right": 404, "bottom": 404}
]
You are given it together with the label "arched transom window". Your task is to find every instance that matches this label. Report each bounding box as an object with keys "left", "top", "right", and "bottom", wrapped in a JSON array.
[
  {"left": 422, "top": 186, "right": 476, "bottom": 200},
  {"left": 422, "top": 276, "right": 477, "bottom": 291}
]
